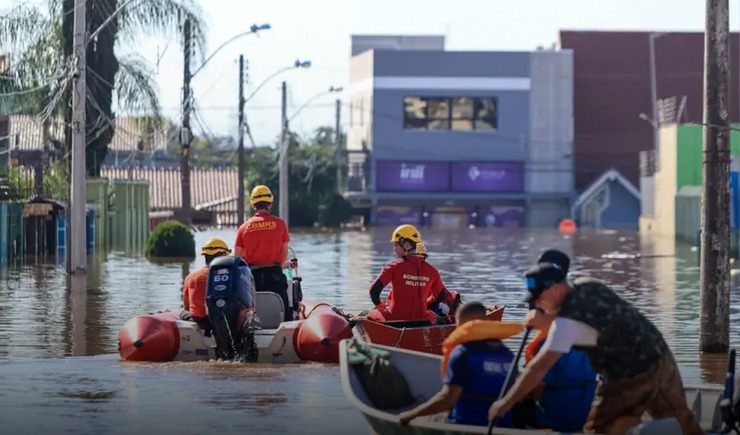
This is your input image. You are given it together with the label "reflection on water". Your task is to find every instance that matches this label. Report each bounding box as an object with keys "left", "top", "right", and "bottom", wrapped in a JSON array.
[{"left": 0, "top": 227, "right": 739, "bottom": 434}]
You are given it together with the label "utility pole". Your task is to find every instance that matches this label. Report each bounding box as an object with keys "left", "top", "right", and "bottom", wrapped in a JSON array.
[
  {"left": 700, "top": 0, "right": 731, "bottom": 353},
  {"left": 237, "top": 54, "right": 246, "bottom": 224},
  {"left": 334, "top": 98, "right": 342, "bottom": 195},
  {"left": 180, "top": 18, "right": 193, "bottom": 225},
  {"left": 68, "top": 0, "right": 87, "bottom": 274},
  {"left": 279, "top": 81, "right": 289, "bottom": 225}
]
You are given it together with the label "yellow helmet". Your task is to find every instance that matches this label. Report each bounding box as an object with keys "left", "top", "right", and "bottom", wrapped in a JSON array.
[
  {"left": 201, "top": 238, "right": 231, "bottom": 256},
  {"left": 416, "top": 242, "right": 428, "bottom": 257},
  {"left": 391, "top": 224, "right": 422, "bottom": 244},
  {"left": 250, "top": 185, "right": 274, "bottom": 206}
]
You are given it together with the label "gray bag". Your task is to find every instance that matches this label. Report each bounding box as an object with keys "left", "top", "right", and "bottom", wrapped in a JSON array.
[{"left": 347, "top": 340, "right": 416, "bottom": 410}]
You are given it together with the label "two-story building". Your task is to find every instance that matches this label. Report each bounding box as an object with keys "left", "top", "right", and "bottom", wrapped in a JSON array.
[{"left": 345, "top": 35, "right": 575, "bottom": 228}]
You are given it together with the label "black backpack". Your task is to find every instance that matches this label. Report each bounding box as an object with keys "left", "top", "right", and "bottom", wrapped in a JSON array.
[{"left": 347, "top": 340, "right": 417, "bottom": 410}]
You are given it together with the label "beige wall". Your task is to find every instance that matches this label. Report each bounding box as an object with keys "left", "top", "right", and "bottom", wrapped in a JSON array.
[
  {"left": 640, "top": 124, "right": 678, "bottom": 239},
  {"left": 347, "top": 51, "right": 374, "bottom": 152}
]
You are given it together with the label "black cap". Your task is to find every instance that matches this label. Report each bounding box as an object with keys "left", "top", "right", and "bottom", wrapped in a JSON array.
[
  {"left": 538, "top": 249, "right": 570, "bottom": 275},
  {"left": 522, "top": 262, "right": 567, "bottom": 308}
]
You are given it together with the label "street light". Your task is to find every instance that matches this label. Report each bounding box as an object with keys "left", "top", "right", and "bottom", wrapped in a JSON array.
[
  {"left": 244, "top": 59, "right": 312, "bottom": 104},
  {"left": 278, "top": 84, "right": 344, "bottom": 224},
  {"left": 191, "top": 23, "right": 271, "bottom": 78},
  {"left": 288, "top": 85, "right": 343, "bottom": 123},
  {"left": 180, "top": 22, "right": 269, "bottom": 225},
  {"left": 235, "top": 59, "right": 312, "bottom": 224}
]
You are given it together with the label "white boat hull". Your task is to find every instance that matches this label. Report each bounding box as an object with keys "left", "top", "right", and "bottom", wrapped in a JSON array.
[
  {"left": 174, "top": 319, "right": 303, "bottom": 364},
  {"left": 339, "top": 339, "right": 734, "bottom": 435}
]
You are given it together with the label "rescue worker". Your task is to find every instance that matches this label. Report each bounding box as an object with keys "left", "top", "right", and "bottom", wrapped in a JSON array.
[
  {"left": 234, "top": 185, "right": 292, "bottom": 322},
  {"left": 367, "top": 224, "right": 443, "bottom": 323},
  {"left": 416, "top": 242, "right": 462, "bottom": 323},
  {"left": 180, "top": 237, "right": 231, "bottom": 330},
  {"left": 398, "top": 302, "right": 519, "bottom": 427},
  {"left": 487, "top": 262, "right": 703, "bottom": 435}
]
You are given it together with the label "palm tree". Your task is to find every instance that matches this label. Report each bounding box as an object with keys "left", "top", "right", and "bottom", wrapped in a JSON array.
[{"left": 0, "top": 0, "right": 207, "bottom": 176}]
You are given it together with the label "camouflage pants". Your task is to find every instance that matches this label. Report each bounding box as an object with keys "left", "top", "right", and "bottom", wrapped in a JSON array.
[{"left": 584, "top": 350, "right": 704, "bottom": 435}]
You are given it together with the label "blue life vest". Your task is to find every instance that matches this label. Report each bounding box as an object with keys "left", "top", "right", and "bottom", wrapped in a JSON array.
[
  {"left": 446, "top": 341, "right": 516, "bottom": 427},
  {"left": 535, "top": 341, "right": 597, "bottom": 432}
]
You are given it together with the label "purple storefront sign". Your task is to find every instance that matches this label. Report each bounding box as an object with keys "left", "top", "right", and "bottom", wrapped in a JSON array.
[
  {"left": 481, "top": 206, "right": 525, "bottom": 227},
  {"left": 376, "top": 161, "right": 449, "bottom": 192},
  {"left": 451, "top": 162, "right": 525, "bottom": 192},
  {"left": 375, "top": 206, "right": 422, "bottom": 226}
]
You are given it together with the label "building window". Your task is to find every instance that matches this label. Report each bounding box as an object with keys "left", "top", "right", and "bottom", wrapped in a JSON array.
[
  {"left": 474, "top": 98, "right": 497, "bottom": 130},
  {"left": 403, "top": 97, "right": 427, "bottom": 130},
  {"left": 403, "top": 96, "right": 498, "bottom": 131},
  {"left": 427, "top": 98, "right": 450, "bottom": 130},
  {"left": 451, "top": 97, "right": 474, "bottom": 131}
]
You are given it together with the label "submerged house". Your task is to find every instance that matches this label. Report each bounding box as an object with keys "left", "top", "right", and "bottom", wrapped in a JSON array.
[{"left": 571, "top": 169, "right": 641, "bottom": 229}]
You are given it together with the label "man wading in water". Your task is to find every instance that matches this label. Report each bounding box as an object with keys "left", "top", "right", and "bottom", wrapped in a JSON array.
[{"left": 487, "top": 261, "right": 703, "bottom": 435}]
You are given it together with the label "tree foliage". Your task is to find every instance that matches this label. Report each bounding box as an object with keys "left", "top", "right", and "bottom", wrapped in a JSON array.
[
  {"left": 243, "top": 126, "right": 353, "bottom": 227},
  {"left": 0, "top": 0, "right": 208, "bottom": 176}
]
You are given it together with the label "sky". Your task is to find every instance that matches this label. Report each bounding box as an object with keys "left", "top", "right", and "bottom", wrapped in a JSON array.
[{"left": 3, "top": 0, "right": 740, "bottom": 148}]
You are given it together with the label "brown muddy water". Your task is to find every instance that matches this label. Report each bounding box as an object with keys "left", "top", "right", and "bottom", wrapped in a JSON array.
[{"left": 0, "top": 227, "right": 738, "bottom": 434}]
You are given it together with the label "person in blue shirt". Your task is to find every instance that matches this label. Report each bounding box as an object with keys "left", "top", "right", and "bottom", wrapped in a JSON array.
[
  {"left": 511, "top": 307, "right": 598, "bottom": 432},
  {"left": 398, "top": 302, "right": 516, "bottom": 427},
  {"left": 510, "top": 249, "right": 597, "bottom": 432}
]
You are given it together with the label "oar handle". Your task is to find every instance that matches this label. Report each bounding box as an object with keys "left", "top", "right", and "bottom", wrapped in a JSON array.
[{"left": 487, "top": 327, "right": 532, "bottom": 434}]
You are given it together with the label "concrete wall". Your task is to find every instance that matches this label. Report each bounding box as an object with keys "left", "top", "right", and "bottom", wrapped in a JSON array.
[
  {"left": 640, "top": 175, "right": 655, "bottom": 217},
  {"left": 347, "top": 51, "right": 375, "bottom": 153},
  {"left": 351, "top": 35, "right": 445, "bottom": 56},
  {"left": 641, "top": 124, "right": 678, "bottom": 238},
  {"left": 527, "top": 50, "right": 574, "bottom": 194},
  {"left": 528, "top": 199, "right": 570, "bottom": 227},
  {"left": 675, "top": 185, "right": 701, "bottom": 244}
]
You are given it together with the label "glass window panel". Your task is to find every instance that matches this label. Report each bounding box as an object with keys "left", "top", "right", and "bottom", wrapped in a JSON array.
[
  {"left": 427, "top": 98, "right": 450, "bottom": 130},
  {"left": 404, "top": 97, "right": 427, "bottom": 129},
  {"left": 427, "top": 98, "right": 450, "bottom": 119},
  {"left": 474, "top": 97, "right": 498, "bottom": 130},
  {"left": 474, "top": 119, "right": 495, "bottom": 130},
  {"left": 451, "top": 97, "right": 474, "bottom": 119},
  {"left": 428, "top": 119, "right": 450, "bottom": 130},
  {"left": 452, "top": 119, "right": 473, "bottom": 130}
]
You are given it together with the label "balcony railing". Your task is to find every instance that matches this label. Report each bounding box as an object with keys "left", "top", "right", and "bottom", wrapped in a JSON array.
[
  {"left": 346, "top": 150, "right": 371, "bottom": 193},
  {"left": 639, "top": 150, "right": 656, "bottom": 177}
]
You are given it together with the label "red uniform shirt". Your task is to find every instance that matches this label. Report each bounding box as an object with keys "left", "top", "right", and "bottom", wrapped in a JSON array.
[
  {"left": 235, "top": 211, "right": 289, "bottom": 266},
  {"left": 183, "top": 266, "right": 209, "bottom": 318},
  {"left": 375, "top": 255, "right": 444, "bottom": 321}
]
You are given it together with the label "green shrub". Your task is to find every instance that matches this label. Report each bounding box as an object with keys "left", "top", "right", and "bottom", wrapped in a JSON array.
[{"left": 145, "top": 220, "right": 195, "bottom": 259}]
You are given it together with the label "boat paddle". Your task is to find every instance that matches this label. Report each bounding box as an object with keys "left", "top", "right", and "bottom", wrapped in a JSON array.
[{"left": 487, "top": 327, "right": 531, "bottom": 435}]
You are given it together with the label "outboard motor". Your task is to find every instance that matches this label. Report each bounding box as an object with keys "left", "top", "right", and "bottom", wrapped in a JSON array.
[{"left": 206, "top": 256, "right": 259, "bottom": 362}]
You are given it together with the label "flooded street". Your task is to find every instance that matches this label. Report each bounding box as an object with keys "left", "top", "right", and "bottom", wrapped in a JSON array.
[{"left": 0, "top": 226, "right": 739, "bottom": 434}]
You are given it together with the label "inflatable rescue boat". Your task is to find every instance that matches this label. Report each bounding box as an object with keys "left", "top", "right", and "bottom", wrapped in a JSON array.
[{"left": 118, "top": 255, "right": 352, "bottom": 364}]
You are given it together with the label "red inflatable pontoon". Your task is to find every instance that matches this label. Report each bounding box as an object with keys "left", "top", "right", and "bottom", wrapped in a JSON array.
[{"left": 118, "top": 298, "right": 352, "bottom": 364}]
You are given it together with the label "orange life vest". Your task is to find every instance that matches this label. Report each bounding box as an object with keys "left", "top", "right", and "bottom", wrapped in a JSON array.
[
  {"left": 440, "top": 320, "right": 525, "bottom": 376},
  {"left": 524, "top": 324, "right": 551, "bottom": 366}
]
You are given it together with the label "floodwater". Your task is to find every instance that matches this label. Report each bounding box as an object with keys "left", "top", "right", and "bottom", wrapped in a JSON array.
[{"left": 0, "top": 226, "right": 739, "bottom": 434}]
